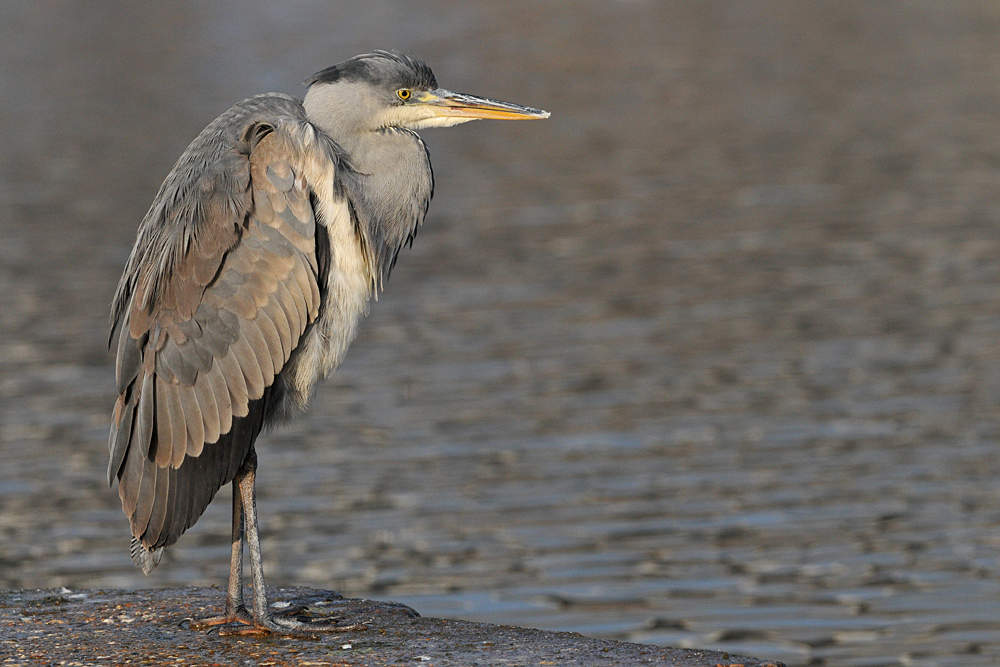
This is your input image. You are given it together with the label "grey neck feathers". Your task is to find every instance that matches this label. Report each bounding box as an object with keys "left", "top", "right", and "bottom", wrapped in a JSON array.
[{"left": 304, "top": 83, "right": 434, "bottom": 287}]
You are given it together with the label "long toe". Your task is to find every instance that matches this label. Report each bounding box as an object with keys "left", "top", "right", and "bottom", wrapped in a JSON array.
[
  {"left": 188, "top": 606, "right": 254, "bottom": 630},
  {"left": 247, "top": 612, "right": 368, "bottom": 637}
]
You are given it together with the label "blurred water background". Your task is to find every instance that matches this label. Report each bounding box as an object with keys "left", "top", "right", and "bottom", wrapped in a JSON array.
[{"left": 3, "top": 2, "right": 1000, "bottom": 665}]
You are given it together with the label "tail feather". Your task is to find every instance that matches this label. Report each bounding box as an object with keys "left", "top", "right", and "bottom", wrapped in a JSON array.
[{"left": 130, "top": 536, "right": 163, "bottom": 575}]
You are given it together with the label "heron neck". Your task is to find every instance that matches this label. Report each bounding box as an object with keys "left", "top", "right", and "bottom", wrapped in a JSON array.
[
  {"left": 303, "top": 85, "right": 432, "bottom": 279},
  {"left": 336, "top": 127, "right": 433, "bottom": 284}
]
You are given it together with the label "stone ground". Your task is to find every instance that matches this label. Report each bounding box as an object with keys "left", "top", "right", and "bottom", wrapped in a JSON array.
[
  {"left": 3, "top": 2, "right": 1000, "bottom": 666},
  {"left": 0, "top": 588, "right": 781, "bottom": 667}
]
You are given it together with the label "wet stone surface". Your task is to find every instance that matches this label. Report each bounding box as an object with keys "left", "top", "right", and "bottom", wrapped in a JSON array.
[
  {"left": 3, "top": 2, "right": 1000, "bottom": 667},
  {"left": 0, "top": 587, "right": 781, "bottom": 667}
]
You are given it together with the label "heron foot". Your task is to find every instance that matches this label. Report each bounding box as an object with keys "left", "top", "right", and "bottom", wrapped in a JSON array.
[
  {"left": 188, "top": 605, "right": 254, "bottom": 630},
  {"left": 220, "top": 612, "right": 368, "bottom": 637}
]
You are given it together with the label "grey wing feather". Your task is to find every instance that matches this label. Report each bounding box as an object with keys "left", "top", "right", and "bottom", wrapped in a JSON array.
[
  {"left": 108, "top": 93, "right": 348, "bottom": 555},
  {"left": 195, "top": 370, "right": 222, "bottom": 447}
]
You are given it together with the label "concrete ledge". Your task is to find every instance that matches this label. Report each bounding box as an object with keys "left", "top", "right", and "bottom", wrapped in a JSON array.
[{"left": 1, "top": 587, "right": 784, "bottom": 666}]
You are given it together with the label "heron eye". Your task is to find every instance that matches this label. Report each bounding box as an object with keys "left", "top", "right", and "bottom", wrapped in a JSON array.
[{"left": 396, "top": 89, "right": 412, "bottom": 101}]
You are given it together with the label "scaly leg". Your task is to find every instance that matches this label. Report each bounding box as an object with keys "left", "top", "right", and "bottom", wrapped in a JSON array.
[
  {"left": 189, "top": 476, "right": 253, "bottom": 629},
  {"left": 223, "top": 450, "right": 367, "bottom": 636}
]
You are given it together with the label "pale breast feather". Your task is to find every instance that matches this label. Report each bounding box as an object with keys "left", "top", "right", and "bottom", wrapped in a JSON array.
[{"left": 279, "top": 160, "right": 375, "bottom": 410}]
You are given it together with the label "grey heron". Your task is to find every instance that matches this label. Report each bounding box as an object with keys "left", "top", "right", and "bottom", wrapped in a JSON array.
[{"left": 108, "top": 51, "right": 549, "bottom": 635}]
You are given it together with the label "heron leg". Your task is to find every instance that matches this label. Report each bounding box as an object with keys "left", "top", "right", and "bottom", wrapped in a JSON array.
[
  {"left": 225, "top": 449, "right": 367, "bottom": 637},
  {"left": 189, "top": 476, "right": 253, "bottom": 629}
]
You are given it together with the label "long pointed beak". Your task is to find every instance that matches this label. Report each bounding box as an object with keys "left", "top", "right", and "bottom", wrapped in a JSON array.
[{"left": 419, "top": 89, "right": 550, "bottom": 121}]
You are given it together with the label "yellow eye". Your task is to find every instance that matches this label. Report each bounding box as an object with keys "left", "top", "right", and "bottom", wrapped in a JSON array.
[{"left": 396, "top": 89, "right": 412, "bottom": 101}]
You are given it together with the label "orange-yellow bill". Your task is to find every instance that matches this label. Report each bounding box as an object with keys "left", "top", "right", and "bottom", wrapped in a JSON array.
[{"left": 419, "top": 89, "right": 550, "bottom": 121}]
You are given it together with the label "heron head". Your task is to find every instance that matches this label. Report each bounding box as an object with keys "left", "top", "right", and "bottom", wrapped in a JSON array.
[{"left": 304, "top": 51, "right": 549, "bottom": 135}]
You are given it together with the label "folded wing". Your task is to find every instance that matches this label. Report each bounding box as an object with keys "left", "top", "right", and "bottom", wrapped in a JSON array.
[{"left": 108, "top": 95, "right": 340, "bottom": 550}]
